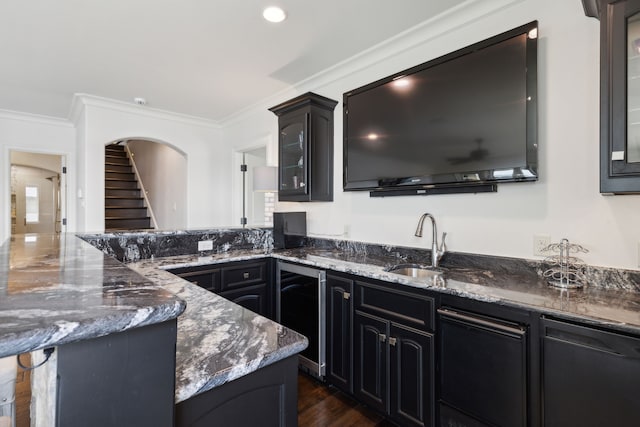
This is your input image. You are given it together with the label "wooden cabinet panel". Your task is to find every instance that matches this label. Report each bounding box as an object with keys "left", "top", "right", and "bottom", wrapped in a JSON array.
[
  {"left": 390, "top": 324, "right": 433, "bottom": 427},
  {"left": 542, "top": 317, "right": 640, "bottom": 426},
  {"left": 326, "top": 274, "right": 353, "bottom": 393},
  {"left": 354, "top": 310, "right": 388, "bottom": 414},
  {"left": 269, "top": 92, "right": 338, "bottom": 202}
]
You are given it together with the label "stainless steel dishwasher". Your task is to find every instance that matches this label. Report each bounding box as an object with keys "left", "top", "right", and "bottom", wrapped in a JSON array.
[{"left": 276, "top": 261, "right": 326, "bottom": 379}]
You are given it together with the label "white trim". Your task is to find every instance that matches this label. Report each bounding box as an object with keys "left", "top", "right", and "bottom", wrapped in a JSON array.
[
  {"left": 69, "top": 94, "right": 222, "bottom": 129},
  {"left": 0, "top": 109, "right": 73, "bottom": 128},
  {"left": 219, "top": 0, "right": 523, "bottom": 127}
]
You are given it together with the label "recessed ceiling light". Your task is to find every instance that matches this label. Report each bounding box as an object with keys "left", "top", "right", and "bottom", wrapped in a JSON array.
[{"left": 263, "top": 6, "right": 286, "bottom": 23}]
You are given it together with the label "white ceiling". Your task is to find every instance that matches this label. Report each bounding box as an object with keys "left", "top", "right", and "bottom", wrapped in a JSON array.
[{"left": 0, "top": 0, "right": 467, "bottom": 122}]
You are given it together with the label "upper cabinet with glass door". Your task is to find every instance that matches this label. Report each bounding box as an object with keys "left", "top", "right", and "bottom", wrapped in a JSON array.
[
  {"left": 269, "top": 92, "right": 338, "bottom": 202},
  {"left": 584, "top": 0, "right": 640, "bottom": 193}
]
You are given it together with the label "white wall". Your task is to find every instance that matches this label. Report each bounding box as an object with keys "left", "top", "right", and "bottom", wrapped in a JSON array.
[
  {"left": 0, "top": 111, "right": 75, "bottom": 243},
  {"left": 70, "top": 95, "right": 230, "bottom": 232},
  {"left": 127, "top": 139, "right": 187, "bottom": 230},
  {"left": 222, "top": 0, "right": 640, "bottom": 270}
]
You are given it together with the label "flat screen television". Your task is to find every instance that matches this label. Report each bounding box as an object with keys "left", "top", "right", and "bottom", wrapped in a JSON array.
[{"left": 343, "top": 21, "right": 538, "bottom": 195}]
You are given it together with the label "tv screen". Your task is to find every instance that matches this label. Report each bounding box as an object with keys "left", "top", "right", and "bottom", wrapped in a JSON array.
[{"left": 343, "top": 21, "right": 538, "bottom": 193}]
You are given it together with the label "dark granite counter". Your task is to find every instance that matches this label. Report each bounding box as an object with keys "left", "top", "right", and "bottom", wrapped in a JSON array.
[
  {"left": 142, "top": 246, "right": 640, "bottom": 337},
  {"left": 127, "top": 257, "right": 307, "bottom": 403},
  {"left": 0, "top": 233, "right": 186, "bottom": 358}
]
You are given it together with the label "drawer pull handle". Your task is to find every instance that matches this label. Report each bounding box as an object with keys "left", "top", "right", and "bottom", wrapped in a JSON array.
[
  {"left": 343, "top": 291, "right": 351, "bottom": 300},
  {"left": 437, "top": 308, "right": 526, "bottom": 336},
  {"left": 389, "top": 337, "right": 397, "bottom": 346},
  {"left": 243, "top": 272, "right": 250, "bottom": 279},
  {"left": 379, "top": 333, "right": 387, "bottom": 343}
]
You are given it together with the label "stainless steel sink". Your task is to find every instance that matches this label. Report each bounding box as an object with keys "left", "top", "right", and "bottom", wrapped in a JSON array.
[{"left": 385, "top": 263, "right": 444, "bottom": 278}]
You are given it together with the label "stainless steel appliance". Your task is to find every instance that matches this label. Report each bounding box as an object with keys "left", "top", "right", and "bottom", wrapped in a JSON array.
[{"left": 276, "top": 261, "right": 326, "bottom": 379}]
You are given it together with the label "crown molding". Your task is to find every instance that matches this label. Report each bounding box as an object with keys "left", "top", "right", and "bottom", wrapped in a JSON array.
[
  {"left": 69, "top": 93, "right": 222, "bottom": 129},
  {"left": 219, "top": 0, "right": 523, "bottom": 128},
  {"left": 0, "top": 109, "right": 74, "bottom": 128}
]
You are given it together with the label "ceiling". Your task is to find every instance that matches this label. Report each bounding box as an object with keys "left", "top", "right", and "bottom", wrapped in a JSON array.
[{"left": 0, "top": 0, "right": 467, "bottom": 122}]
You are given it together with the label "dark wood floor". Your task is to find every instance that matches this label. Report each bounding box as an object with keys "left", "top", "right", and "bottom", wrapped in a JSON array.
[
  {"left": 15, "top": 354, "right": 30, "bottom": 427},
  {"left": 298, "top": 373, "right": 396, "bottom": 427},
  {"left": 15, "top": 363, "right": 390, "bottom": 427}
]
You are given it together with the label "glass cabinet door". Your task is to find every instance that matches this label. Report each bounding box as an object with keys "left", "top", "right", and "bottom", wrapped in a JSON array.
[
  {"left": 279, "top": 114, "right": 308, "bottom": 196},
  {"left": 627, "top": 11, "right": 640, "bottom": 163},
  {"left": 599, "top": 0, "right": 640, "bottom": 193}
]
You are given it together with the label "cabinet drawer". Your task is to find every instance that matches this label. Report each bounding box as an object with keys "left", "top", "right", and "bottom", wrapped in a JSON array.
[
  {"left": 172, "top": 268, "right": 220, "bottom": 292},
  {"left": 355, "top": 281, "right": 434, "bottom": 331},
  {"left": 221, "top": 261, "right": 268, "bottom": 290}
]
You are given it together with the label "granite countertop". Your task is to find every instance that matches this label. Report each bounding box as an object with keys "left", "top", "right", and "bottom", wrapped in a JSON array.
[
  {"left": 0, "top": 234, "right": 186, "bottom": 358},
  {"left": 148, "top": 246, "right": 640, "bottom": 335},
  {"left": 127, "top": 256, "right": 307, "bottom": 403}
]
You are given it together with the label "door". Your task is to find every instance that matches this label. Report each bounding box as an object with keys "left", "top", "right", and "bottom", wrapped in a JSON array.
[
  {"left": 327, "top": 274, "right": 353, "bottom": 393},
  {"left": 438, "top": 307, "right": 527, "bottom": 427},
  {"left": 390, "top": 323, "right": 433, "bottom": 427},
  {"left": 10, "top": 150, "right": 65, "bottom": 235},
  {"left": 542, "top": 317, "right": 640, "bottom": 426},
  {"left": 219, "top": 283, "right": 270, "bottom": 319},
  {"left": 598, "top": 0, "right": 640, "bottom": 192},
  {"left": 278, "top": 112, "right": 309, "bottom": 200},
  {"left": 354, "top": 311, "right": 388, "bottom": 414}
]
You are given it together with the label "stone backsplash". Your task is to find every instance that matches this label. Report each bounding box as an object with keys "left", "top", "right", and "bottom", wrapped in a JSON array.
[{"left": 79, "top": 230, "right": 640, "bottom": 292}]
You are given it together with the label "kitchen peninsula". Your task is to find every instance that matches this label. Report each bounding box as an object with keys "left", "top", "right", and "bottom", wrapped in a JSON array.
[{"left": 0, "top": 233, "right": 308, "bottom": 427}]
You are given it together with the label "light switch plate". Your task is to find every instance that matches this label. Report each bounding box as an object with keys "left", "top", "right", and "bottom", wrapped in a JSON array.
[{"left": 198, "top": 240, "right": 213, "bottom": 251}]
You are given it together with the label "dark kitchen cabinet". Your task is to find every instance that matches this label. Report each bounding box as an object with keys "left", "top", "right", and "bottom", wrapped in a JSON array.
[
  {"left": 354, "top": 280, "right": 435, "bottom": 427},
  {"left": 437, "top": 297, "right": 532, "bottom": 427},
  {"left": 168, "top": 264, "right": 221, "bottom": 292},
  {"left": 326, "top": 273, "right": 353, "bottom": 393},
  {"left": 583, "top": 0, "right": 640, "bottom": 193},
  {"left": 219, "top": 283, "right": 270, "bottom": 318},
  {"left": 57, "top": 319, "right": 177, "bottom": 427},
  {"left": 541, "top": 317, "right": 640, "bottom": 426},
  {"left": 168, "top": 259, "right": 273, "bottom": 319},
  {"left": 269, "top": 92, "right": 338, "bottom": 202}
]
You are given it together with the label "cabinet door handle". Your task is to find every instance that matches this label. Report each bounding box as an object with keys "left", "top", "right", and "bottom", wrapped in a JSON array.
[
  {"left": 389, "top": 337, "right": 397, "bottom": 346},
  {"left": 243, "top": 272, "right": 250, "bottom": 279},
  {"left": 343, "top": 291, "right": 351, "bottom": 300},
  {"left": 379, "top": 333, "right": 387, "bottom": 343}
]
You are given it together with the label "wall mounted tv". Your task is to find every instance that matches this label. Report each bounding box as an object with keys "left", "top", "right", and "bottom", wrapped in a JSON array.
[{"left": 343, "top": 21, "right": 538, "bottom": 196}]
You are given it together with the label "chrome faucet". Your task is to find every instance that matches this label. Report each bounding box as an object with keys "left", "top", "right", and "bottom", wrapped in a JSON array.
[{"left": 415, "top": 213, "right": 447, "bottom": 268}]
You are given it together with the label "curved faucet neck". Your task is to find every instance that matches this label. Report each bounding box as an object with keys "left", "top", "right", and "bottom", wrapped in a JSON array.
[{"left": 415, "top": 213, "right": 445, "bottom": 268}]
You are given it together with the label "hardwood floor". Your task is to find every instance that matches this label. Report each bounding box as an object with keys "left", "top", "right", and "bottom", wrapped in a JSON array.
[
  {"left": 15, "top": 354, "right": 30, "bottom": 427},
  {"left": 298, "top": 373, "right": 397, "bottom": 427},
  {"left": 15, "top": 364, "right": 390, "bottom": 426}
]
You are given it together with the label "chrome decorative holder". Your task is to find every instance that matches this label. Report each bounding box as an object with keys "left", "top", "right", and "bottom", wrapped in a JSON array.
[{"left": 541, "top": 238, "right": 589, "bottom": 289}]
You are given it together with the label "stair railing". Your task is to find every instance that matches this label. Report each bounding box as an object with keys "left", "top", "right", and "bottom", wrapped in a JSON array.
[{"left": 123, "top": 142, "right": 159, "bottom": 230}]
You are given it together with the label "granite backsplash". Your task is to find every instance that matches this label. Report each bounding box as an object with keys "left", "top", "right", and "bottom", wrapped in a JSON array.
[{"left": 79, "top": 230, "right": 640, "bottom": 293}]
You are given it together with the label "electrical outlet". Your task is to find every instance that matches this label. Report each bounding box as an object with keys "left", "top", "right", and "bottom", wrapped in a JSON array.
[
  {"left": 198, "top": 240, "right": 213, "bottom": 251},
  {"left": 533, "top": 235, "right": 550, "bottom": 256}
]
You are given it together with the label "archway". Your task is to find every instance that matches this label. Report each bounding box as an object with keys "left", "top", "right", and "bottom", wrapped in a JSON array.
[{"left": 104, "top": 138, "right": 187, "bottom": 231}]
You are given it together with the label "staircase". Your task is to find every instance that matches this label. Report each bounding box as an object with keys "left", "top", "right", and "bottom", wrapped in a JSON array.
[{"left": 105, "top": 144, "right": 152, "bottom": 230}]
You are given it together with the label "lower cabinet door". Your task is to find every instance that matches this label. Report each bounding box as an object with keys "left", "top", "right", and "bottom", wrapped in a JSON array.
[
  {"left": 218, "top": 282, "right": 271, "bottom": 319},
  {"left": 354, "top": 311, "right": 388, "bottom": 414},
  {"left": 542, "top": 317, "right": 640, "bottom": 427},
  {"left": 390, "top": 323, "right": 433, "bottom": 427},
  {"left": 438, "top": 308, "right": 527, "bottom": 427},
  {"left": 327, "top": 274, "right": 353, "bottom": 393}
]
